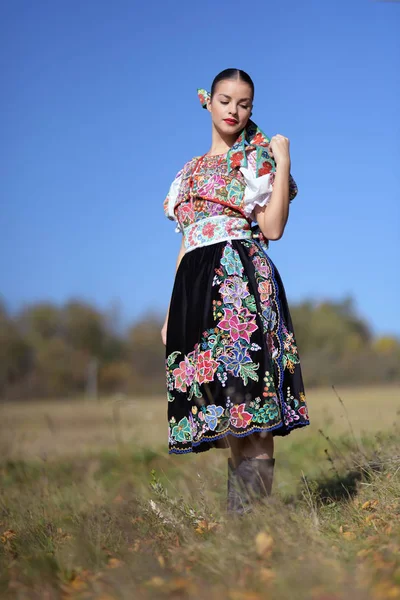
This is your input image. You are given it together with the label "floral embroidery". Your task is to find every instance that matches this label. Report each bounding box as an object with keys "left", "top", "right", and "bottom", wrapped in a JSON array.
[
  {"left": 183, "top": 215, "right": 252, "bottom": 252},
  {"left": 202, "top": 222, "right": 216, "bottom": 238},
  {"left": 164, "top": 151, "right": 308, "bottom": 453},
  {"left": 230, "top": 151, "right": 244, "bottom": 169},
  {"left": 259, "top": 280, "right": 272, "bottom": 303},
  {"left": 220, "top": 341, "right": 255, "bottom": 379},
  {"left": 204, "top": 404, "right": 224, "bottom": 430},
  {"left": 218, "top": 309, "right": 257, "bottom": 343},
  {"left": 258, "top": 161, "right": 274, "bottom": 176},
  {"left": 165, "top": 142, "right": 298, "bottom": 239},
  {"left": 167, "top": 241, "right": 307, "bottom": 451},
  {"left": 220, "top": 244, "right": 244, "bottom": 276},
  {"left": 251, "top": 394, "right": 280, "bottom": 423},
  {"left": 282, "top": 324, "right": 300, "bottom": 374},
  {"left": 171, "top": 417, "right": 192, "bottom": 442},
  {"left": 230, "top": 403, "right": 252, "bottom": 428},
  {"left": 174, "top": 154, "right": 246, "bottom": 214},
  {"left": 219, "top": 278, "right": 250, "bottom": 310},
  {"left": 178, "top": 203, "right": 195, "bottom": 224},
  {"left": 172, "top": 356, "right": 195, "bottom": 393},
  {"left": 197, "top": 173, "right": 226, "bottom": 197},
  {"left": 197, "top": 350, "right": 218, "bottom": 384},
  {"left": 283, "top": 388, "right": 308, "bottom": 427}
]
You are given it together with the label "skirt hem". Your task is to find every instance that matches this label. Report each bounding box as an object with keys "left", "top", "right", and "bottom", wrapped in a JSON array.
[{"left": 168, "top": 419, "right": 310, "bottom": 455}]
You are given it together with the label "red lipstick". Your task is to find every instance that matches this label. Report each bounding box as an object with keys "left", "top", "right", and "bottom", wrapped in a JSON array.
[{"left": 224, "top": 118, "right": 238, "bottom": 126}]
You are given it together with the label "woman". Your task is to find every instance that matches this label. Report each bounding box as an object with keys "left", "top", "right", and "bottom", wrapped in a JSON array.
[{"left": 161, "top": 68, "right": 309, "bottom": 514}]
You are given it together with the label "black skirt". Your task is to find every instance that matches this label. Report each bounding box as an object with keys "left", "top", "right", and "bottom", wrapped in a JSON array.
[{"left": 165, "top": 238, "right": 309, "bottom": 454}]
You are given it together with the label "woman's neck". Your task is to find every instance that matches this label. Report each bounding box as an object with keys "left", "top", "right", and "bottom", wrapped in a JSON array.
[{"left": 207, "top": 125, "right": 238, "bottom": 156}]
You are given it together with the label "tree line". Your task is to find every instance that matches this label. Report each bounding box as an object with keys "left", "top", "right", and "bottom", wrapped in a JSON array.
[{"left": 0, "top": 297, "right": 399, "bottom": 400}]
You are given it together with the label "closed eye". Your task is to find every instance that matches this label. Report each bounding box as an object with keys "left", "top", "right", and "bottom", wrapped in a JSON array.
[{"left": 220, "top": 101, "right": 249, "bottom": 109}]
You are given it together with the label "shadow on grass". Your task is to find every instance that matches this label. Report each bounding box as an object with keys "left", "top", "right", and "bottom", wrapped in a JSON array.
[
  {"left": 313, "top": 469, "right": 363, "bottom": 502},
  {"left": 302, "top": 459, "right": 383, "bottom": 505}
]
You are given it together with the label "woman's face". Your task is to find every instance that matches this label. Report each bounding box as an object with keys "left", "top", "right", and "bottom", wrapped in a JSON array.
[{"left": 207, "top": 78, "right": 253, "bottom": 137}]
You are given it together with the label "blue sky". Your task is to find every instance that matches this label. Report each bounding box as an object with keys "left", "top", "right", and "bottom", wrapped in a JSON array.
[{"left": 1, "top": 0, "right": 399, "bottom": 335}]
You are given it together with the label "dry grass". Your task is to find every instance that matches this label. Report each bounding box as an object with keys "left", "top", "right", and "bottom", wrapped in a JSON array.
[
  {"left": 1, "top": 385, "right": 399, "bottom": 460},
  {"left": 1, "top": 385, "right": 400, "bottom": 599}
]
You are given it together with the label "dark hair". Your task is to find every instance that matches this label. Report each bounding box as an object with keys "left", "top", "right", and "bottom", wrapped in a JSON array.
[{"left": 210, "top": 68, "right": 254, "bottom": 99}]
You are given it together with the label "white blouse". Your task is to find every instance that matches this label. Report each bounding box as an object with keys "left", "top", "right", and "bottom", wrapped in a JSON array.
[
  {"left": 240, "top": 150, "right": 273, "bottom": 222},
  {"left": 165, "top": 171, "right": 184, "bottom": 232}
]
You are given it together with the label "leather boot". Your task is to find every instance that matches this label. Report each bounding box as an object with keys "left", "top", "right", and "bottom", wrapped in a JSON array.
[
  {"left": 227, "top": 457, "right": 248, "bottom": 515},
  {"left": 227, "top": 457, "right": 275, "bottom": 514}
]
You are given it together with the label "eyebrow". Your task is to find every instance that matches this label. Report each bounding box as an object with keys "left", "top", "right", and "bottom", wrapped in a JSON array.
[{"left": 218, "top": 93, "right": 252, "bottom": 102}]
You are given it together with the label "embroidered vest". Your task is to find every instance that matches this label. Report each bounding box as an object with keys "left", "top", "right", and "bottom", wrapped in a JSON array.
[{"left": 174, "top": 145, "right": 272, "bottom": 220}]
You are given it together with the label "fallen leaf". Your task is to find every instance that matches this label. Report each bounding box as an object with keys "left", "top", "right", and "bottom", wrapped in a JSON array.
[
  {"left": 70, "top": 577, "right": 88, "bottom": 591},
  {"left": 1, "top": 530, "right": 16, "bottom": 542},
  {"left": 194, "top": 519, "right": 220, "bottom": 534},
  {"left": 255, "top": 532, "right": 274, "bottom": 557},
  {"left": 107, "top": 558, "right": 124, "bottom": 569},
  {"left": 112, "top": 495, "right": 124, "bottom": 504},
  {"left": 157, "top": 555, "right": 165, "bottom": 568},
  {"left": 131, "top": 516, "right": 143, "bottom": 523},
  {"left": 373, "top": 583, "right": 400, "bottom": 599},
  {"left": 195, "top": 528, "right": 204, "bottom": 534},
  {"left": 365, "top": 514, "right": 377, "bottom": 524},
  {"left": 169, "top": 578, "right": 192, "bottom": 592},
  {"left": 342, "top": 531, "right": 356, "bottom": 540},
  {"left": 259, "top": 567, "right": 276, "bottom": 583},
  {"left": 385, "top": 525, "right": 393, "bottom": 535},
  {"left": 146, "top": 576, "right": 165, "bottom": 587}
]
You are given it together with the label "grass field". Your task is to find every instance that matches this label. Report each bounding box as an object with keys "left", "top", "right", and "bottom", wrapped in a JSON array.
[{"left": 1, "top": 385, "right": 400, "bottom": 599}]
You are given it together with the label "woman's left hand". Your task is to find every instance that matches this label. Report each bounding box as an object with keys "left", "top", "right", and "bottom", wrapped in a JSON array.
[{"left": 268, "top": 134, "right": 291, "bottom": 167}]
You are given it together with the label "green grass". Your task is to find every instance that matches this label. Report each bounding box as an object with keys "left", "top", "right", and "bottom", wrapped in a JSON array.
[{"left": 0, "top": 386, "right": 400, "bottom": 599}]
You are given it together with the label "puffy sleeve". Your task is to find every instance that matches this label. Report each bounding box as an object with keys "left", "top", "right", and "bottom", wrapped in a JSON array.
[
  {"left": 239, "top": 150, "right": 298, "bottom": 222},
  {"left": 163, "top": 168, "right": 183, "bottom": 233}
]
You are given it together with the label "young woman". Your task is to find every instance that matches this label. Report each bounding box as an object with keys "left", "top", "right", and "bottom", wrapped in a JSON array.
[{"left": 162, "top": 68, "right": 309, "bottom": 514}]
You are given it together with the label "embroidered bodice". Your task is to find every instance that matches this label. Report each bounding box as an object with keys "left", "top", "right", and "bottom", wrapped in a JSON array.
[{"left": 164, "top": 147, "right": 297, "bottom": 252}]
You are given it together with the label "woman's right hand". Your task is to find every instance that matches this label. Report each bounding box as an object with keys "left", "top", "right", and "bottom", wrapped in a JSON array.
[{"left": 161, "top": 320, "right": 168, "bottom": 345}]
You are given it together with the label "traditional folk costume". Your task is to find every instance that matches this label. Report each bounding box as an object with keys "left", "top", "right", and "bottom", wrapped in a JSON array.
[{"left": 164, "top": 89, "right": 310, "bottom": 511}]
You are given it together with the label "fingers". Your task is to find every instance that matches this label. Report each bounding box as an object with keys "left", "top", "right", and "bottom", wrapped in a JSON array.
[
  {"left": 270, "top": 134, "right": 290, "bottom": 144},
  {"left": 268, "top": 134, "right": 290, "bottom": 160}
]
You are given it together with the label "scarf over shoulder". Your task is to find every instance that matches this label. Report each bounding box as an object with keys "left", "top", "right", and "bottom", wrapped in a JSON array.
[{"left": 164, "top": 89, "right": 298, "bottom": 233}]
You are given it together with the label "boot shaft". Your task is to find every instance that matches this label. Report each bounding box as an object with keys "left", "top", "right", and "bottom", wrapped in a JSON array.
[{"left": 227, "top": 457, "right": 275, "bottom": 515}]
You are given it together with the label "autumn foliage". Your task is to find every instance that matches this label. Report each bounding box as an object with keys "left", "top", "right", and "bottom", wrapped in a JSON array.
[{"left": 0, "top": 296, "right": 399, "bottom": 400}]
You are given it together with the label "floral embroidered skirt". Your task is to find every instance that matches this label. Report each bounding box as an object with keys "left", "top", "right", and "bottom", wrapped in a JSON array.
[{"left": 165, "top": 239, "right": 310, "bottom": 454}]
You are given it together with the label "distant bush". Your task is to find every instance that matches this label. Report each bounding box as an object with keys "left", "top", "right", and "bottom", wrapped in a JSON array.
[{"left": 0, "top": 297, "right": 399, "bottom": 400}]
